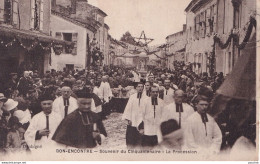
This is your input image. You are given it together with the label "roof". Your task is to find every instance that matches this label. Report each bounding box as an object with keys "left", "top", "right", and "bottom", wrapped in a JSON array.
[
  {"left": 85, "top": 3, "right": 107, "bottom": 17},
  {"left": 0, "top": 25, "right": 74, "bottom": 46},
  {"left": 52, "top": 10, "right": 100, "bottom": 33},
  {"left": 185, "top": 0, "right": 199, "bottom": 12},
  {"left": 166, "top": 31, "right": 185, "bottom": 39},
  {"left": 104, "top": 23, "right": 110, "bottom": 30},
  {"left": 185, "top": 0, "right": 213, "bottom": 13}
]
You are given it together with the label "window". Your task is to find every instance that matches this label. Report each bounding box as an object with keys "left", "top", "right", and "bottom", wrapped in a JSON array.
[
  {"left": 63, "top": 33, "right": 72, "bottom": 54},
  {"left": 30, "top": 0, "right": 43, "bottom": 31},
  {"left": 66, "top": 64, "right": 74, "bottom": 71},
  {"left": 199, "top": 11, "right": 206, "bottom": 38},
  {"left": 209, "top": 4, "right": 217, "bottom": 34},
  {"left": 0, "top": 0, "right": 18, "bottom": 26},
  {"left": 55, "top": 32, "right": 78, "bottom": 55},
  {"left": 206, "top": 8, "right": 211, "bottom": 36},
  {"left": 194, "top": 15, "right": 200, "bottom": 39}
]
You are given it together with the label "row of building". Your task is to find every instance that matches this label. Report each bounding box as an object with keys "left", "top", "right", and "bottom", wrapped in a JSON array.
[
  {"left": 0, "top": 0, "right": 114, "bottom": 82},
  {"left": 165, "top": 0, "right": 256, "bottom": 75}
]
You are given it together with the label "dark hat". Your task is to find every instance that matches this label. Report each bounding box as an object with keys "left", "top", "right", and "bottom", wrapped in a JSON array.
[
  {"left": 0, "top": 93, "right": 7, "bottom": 102},
  {"left": 160, "top": 119, "right": 180, "bottom": 136},
  {"left": 8, "top": 116, "right": 20, "bottom": 127},
  {"left": 38, "top": 93, "right": 55, "bottom": 102},
  {"left": 85, "top": 80, "right": 92, "bottom": 86},
  {"left": 75, "top": 88, "right": 93, "bottom": 99},
  {"left": 10, "top": 72, "right": 17, "bottom": 76},
  {"left": 61, "top": 81, "right": 72, "bottom": 88}
]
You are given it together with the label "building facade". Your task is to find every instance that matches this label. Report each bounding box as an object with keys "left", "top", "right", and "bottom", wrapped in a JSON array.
[
  {"left": 51, "top": 0, "right": 111, "bottom": 68},
  {"left": 184, "top": 0, "right": 256, "bottom": 75},
  {"left": 0, "top": 0, "right": 72, "bottom": 91},
  {"left": 215, "top": 0, "right": 256, "bottom": 75},
  {"left": 166, "top": 24, "right": 187, "bottom": 70},
  {"left": 185, "top": 0, "right": 218, "bottom": 75},
  {"left": 50, "top": 12, "right": 96, "bottom": 71}
]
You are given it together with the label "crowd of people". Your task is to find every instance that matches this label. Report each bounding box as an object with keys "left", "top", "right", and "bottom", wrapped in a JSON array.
[{"left": 0, "top": 62, "right": 255, "bottom": 157}]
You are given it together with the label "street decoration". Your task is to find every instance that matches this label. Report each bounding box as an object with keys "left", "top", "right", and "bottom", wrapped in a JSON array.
[
  {"left": 210, "top": 16, "right": 256, "bottom": 75},
  {"left": 0, "top": 36, "right": 74, "bottom": 55}
]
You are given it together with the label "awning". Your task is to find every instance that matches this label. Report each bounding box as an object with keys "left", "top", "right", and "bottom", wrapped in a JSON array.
[{"left": 0, "top": 25, "right": 74, "bottom": 46}]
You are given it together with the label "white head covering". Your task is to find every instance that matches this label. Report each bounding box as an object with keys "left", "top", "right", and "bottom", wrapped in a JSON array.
[
  {"left": 3, "top": 99, "right": 18, "bottom": 111},
  {"left": 13, "top": 109, "right": 31, "bottom": 124}
]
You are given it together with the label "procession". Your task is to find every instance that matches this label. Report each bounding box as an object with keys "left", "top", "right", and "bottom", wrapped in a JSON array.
[{"left": 0, "top": 0, "right": 257, "bottom": 161}]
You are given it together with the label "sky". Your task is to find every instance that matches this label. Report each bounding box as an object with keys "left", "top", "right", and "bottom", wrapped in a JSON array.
[{"left": 88, "top": 0, "right": 192, "bottom": 45}]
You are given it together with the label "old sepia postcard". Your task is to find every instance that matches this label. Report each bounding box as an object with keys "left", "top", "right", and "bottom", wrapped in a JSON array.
[{"left": 0, "top": 0, "right": 259, "bottom": 161}]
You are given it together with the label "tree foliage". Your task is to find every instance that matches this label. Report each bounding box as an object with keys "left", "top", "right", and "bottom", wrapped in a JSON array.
[{"left": 120, "top": 31, "right": 138, "bottom": 46}]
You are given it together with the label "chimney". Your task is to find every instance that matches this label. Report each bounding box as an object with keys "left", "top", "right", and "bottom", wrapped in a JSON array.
[
  {"left": 71, "top": 0, "right": 77, "bottom": 14},
  {"left": 51, "top": 0, "right": 56, "bottom": 10},
  {"left": 183, "top": 24, "right": 187, "bottom": 32}
]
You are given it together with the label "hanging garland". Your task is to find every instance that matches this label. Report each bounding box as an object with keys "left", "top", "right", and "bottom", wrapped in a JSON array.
[
  {"left": 209, "top": 16, "right": 256, "bottom": 76},
  {"left": 214, "top": 16, "right": 256, "bottom": 50},
  {"left": 0, "top": 35, "right": 73, "bottom": 55},
  {"left": 236, "top": 16, "right": 256, "bottom": 50}
]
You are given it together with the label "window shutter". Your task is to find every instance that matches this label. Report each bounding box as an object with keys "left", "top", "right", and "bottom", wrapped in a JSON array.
[
  {"left": 55, "top": 32, "right": 62, "bottom": 39},
  {"left": 0, "top": 0, "right": 5, "bottom": 22},
  {"left": 12, "top": 0, "right": 18, "bottom": 27},
  {"left": 206, "top": 8, "right": 211, "bottom": 35},
  {"left": 30, "top": 0, "right": 35, "bottom": 29},
  {"left": 202, "top": 11, "right": 206, "bottom": 38},
  {"left": 213, "top": 4, "right": 217, "bottom": 32},
  {"left": 200, "top": 13, "right": 203, "bottom": 37},
  {"left": 72, "top": 33, "right": 78, "bottom": 55},
  {"left": 39, "top": 0, "right": 43, "bottom": 31},
  {"left": 196, "top": 15, "right": 200, "bottom": 39}
]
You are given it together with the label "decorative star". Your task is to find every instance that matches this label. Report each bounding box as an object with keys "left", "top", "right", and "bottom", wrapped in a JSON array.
[{"left": 133, "top": 31, "right": 154, "bottom": 47}]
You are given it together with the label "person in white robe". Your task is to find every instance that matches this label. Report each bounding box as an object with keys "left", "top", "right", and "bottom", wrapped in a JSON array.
[
  {"left": 53, "top": 86, "right": 78, "bottom": 119},
  {"left": 143, "top": 81, "right": 151, "bottom": 97},
  {"left": 93, "top": 84, "right": 102, "bottom": 100},
  {"left": 99, "top": 76, "right": 113, "bottom": 103},
  {"left": 184, "top": 95, "right": 222, "bottom": 155},
  {"left": 24, "top": 93, "right": 62, "bottom": 151},
  {"left": 139, "top": 85, "right": 164, "bottom": 147},
  {"left": 161, "top": 89, "right": 194, "bottom": 128},
  {"left": 122, "top": 82, "right": 148, "bottom": 148},
  {"left": 162, "top": 79, "right": 175, "bottom": 105},
  {"left": 131, "top": 70, "right": 140, "bottom": 83}
]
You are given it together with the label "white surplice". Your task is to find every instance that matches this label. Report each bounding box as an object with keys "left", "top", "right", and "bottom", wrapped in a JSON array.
[
  {"left": 122, "top": 92, "right": 148, "bottom": 127},
  {"left": 93, "top": 86, "right": 102, "bottom": 100},
  {"left": 99, "top": 82, "right": 113, "bottom": 102},
  {"left": 142, "top": 97, "right": 164, "bottom": 136},
  {"left": 24, "top": 111, "right": 62, "bottom": 150},
  {"left": 52, "top": 96, "right": 78, "bottom": 119},
  {"left": 183, "top": 112, "right": 222, "bottom": 153},
  {"left": 161, "top": 102, "right": 194, "bottom": 128},
  {"left": 163, "top": 88, "right": 175, "bottom": 106}
]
